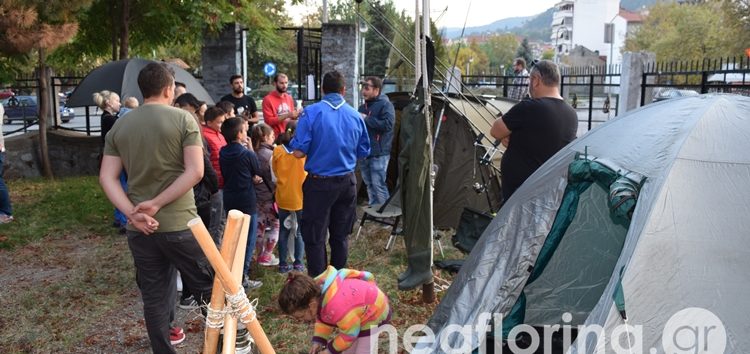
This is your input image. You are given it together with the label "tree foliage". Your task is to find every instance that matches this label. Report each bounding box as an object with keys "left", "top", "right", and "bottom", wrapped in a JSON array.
[
  {"left": 479, "top": 34, "right": 520, "bottom": 74},
  {"left": 624, "top": 1, "right": 744, "bottom": 61},
  {"left": 515, "top": 38, "right": 533, "bottom": 66}
]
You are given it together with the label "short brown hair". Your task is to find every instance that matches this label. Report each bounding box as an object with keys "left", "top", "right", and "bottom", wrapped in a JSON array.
[
  {"left": 278, "top": 272, "right": 321, "bottom": 314},
  {"left": 138, "top": 63, "right": 175, "bottom": 99},
  {"left": 322, "top": 71, "right": 345, "bottom": 94}
]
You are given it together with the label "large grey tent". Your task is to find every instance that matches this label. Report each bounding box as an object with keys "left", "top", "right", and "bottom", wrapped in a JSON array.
[
  {"left": 417, "top": 94, "right": 750, "bottom": 353},
  {"left": 387, "top": 92, "right": 515, "bottom": 229}
]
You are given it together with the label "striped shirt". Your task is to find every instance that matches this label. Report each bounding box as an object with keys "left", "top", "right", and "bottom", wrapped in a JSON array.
[{"left": 312, "top": 266, "right": 391, "bottom": 354}]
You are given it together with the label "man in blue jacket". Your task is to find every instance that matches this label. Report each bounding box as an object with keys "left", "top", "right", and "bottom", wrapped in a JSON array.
[
  {"left": 358, "top": 76, "right": 395, "bottom": 206},
  {"left": 291, "top": 71, "right": 370, "bottom": 276}
]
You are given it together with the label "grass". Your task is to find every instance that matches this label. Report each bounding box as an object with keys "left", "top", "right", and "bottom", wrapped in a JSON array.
[{"left": 0, "top": 176, "right": 463, "bottom": 353}]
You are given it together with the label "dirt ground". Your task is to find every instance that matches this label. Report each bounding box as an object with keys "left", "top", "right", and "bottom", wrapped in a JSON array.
[{"left": 0, "top": 234, "right": 222, "bottom": 354}]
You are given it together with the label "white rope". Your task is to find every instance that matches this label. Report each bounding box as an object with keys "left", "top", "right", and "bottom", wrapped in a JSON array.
[
  {"left": 225, "top": 287, "right": 259, "bottom": 325},
  {"left": 205, "top": 304, "right": 226, "bottom": 329}
]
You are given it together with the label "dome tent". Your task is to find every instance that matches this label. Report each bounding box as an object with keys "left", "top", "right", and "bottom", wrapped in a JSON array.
[{"left": 418, "top": 94, "right": 750, "bottom": 353}]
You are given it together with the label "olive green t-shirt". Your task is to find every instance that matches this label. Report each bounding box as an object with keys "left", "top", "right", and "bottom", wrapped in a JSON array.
[{"left": 103, "top": 104, "right": 202, "bottom": 232}]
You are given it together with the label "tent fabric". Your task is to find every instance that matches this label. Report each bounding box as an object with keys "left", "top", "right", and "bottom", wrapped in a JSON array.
[
  {"left": 388, "top": 93, "right": 515, "bottom": 229},
  {"left": 418, "top": 94, "right": 750, "bottom": 353},
  {"left": 398, "top": 90, "right": 434, "bottom": 281},
  {"left": 502, "top": 157, "right": 643, "bottom": 337},
  {"left": 67, "top": 58, "right": 214, "bottom": 107}
]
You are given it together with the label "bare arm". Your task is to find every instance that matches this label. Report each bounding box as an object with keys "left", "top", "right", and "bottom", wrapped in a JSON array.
[
  {"left": 134, "top": 145, "right": 204, "bottom": 216},
  {"left": 99, "top": 155, "right": 158, "bottom": 234},
  {"left": 490, "top": 117, "right": 511, "bottom": 141}
]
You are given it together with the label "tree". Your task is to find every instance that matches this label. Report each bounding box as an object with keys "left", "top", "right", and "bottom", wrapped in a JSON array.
[
  {"left": 515, "top": 38, "right": 533, "bottom": 66},
  {"left": 624, "top": 2, "right": 742, "bottom": 62},
  {"left": 479, "top": 34, "right": 519, "bottom": 74},
  {"left": 0, "top": 0, "right": 90, "bottom": 178}
]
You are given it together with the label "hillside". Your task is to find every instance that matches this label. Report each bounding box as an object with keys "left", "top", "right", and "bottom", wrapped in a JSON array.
[{"left": 442, "top": 0, "right": 658, "bottom": 41}]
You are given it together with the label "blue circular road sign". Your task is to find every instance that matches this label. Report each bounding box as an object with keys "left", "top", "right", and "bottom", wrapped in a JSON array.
[{"left": 263, "top": 62, "right": 277, "bottom": 77}]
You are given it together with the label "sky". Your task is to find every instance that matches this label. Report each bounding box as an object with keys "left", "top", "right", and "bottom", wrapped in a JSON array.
[{"left": 287, "top": 0, "right": 560, "bottom": 29}]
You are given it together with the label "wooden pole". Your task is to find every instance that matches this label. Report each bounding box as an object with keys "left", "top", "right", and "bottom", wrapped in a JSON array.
[
  {"left": 189, "top": 217, "right": 276, "bottom": 354},
  {"left": 202, "top": 210, "right": 244, "bottom": 354},
  {"left": 223, "top": 214, "right": 251, "bottom": 353},
  {"left": 421, "top": 282, "right": 435, "bottom": 303}
]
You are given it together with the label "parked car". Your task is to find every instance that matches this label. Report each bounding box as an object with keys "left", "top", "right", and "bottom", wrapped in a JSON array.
[
  {"left": 653, "top": 89, "right": 699, "bottom": 102},
  {"left": 2, "top": 95, "right": 38, "bottom": 124},
  {"left": 1, "top": 95, "right": 74, "bottom": 124}
]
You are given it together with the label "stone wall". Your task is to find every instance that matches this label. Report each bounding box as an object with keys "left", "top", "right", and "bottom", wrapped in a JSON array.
[
  {"left": 321, "top": 23, "right": 359, "bottom": 106},
  {"left": 4, "top": 131, "right": 100, "bottom": 179},
  {"left": 201, "top": 23, "right": 242, "bottom": 103}
]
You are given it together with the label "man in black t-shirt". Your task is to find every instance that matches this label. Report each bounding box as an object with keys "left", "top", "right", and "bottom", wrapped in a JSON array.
[
  {"left": 490, "top": 60, "right": 578, "bottom": 202},
  {"left": 220, "top": 74, "right": 259, "bottom": 125}
]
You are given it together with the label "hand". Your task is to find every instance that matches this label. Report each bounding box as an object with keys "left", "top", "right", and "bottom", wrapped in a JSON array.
[
  {"left": 253, "top": 175, "right": 263, "bottom": 184},
  {"left": 133, "top": 199, "right": 160, "bottom": 217},
  {"left": 129, "top": 212, "right": 159, "bottom": 235},
  {"left": 309, "top": 343, "right": 323, "bottom": 354}
]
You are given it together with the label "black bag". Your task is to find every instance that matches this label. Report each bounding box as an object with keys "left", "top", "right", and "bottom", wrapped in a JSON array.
[{"left": 452, "top": 208, "right": 493, "bottom": 254}]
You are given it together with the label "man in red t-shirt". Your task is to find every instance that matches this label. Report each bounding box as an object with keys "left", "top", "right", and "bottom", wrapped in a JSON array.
[{"left": 262, "top": 73, "right": 300, "bottom": 136}]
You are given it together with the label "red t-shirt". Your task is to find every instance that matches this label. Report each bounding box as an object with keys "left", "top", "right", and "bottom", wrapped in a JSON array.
[
  {"left": 262, "top": 90, "right": 296, "bottom": 136},
  {"left": 202, "top": 125, "right": 227, "bottom": 188}
]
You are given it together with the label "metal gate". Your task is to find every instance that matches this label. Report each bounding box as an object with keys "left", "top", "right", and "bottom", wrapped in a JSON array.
[{"left": 295, "top": 27, "right": 322, "bottom": 103}]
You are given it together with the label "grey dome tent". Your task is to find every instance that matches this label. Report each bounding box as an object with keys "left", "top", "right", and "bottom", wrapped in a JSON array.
[{"left": 417, "top": 94, "right": 750, "bottom": 353}]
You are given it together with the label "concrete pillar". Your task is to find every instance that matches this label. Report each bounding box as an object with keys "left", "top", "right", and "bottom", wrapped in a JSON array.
[
  {"left": 201, "top": 23, "right": 242, "bottom": 103},
  {"left": 321, "top": 23, "right": 358, "bottom": 106},
  {"left": 619, "top": 51, "right": 655, "bottom": 114}
]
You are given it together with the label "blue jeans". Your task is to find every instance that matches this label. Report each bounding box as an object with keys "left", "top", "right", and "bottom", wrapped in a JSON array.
[
  {"left": 113, "top": 171, "right": 128, "bottom": 226},
  {"left": 359, "top": 155, "right": 390, "bottom": 205},
  {"left": 0, "top": 152, "right": 11, "bottom": 216},
  {"left": 277, "top": 208, "right": 304, "bottom": 267},
  {"left": 242, "top": 212, "right": 259, "bottom": 277}
]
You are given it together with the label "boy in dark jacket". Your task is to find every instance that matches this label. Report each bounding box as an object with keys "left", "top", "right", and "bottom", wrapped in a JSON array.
[{"left": 219, "top": 116, "right": 263, "bottom": 290}]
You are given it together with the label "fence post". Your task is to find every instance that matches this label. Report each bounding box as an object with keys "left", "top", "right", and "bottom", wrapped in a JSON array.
[
  {"left": 588, "top": 74, "right": 594, "bottom": 131},
  {"left": 620, "top": 51, "right": 656, "bottom": 114}
]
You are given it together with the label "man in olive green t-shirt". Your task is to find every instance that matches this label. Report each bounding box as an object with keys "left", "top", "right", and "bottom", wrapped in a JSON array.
[{"left": 99, "top": 63, "right": 213, "bottom": 354}]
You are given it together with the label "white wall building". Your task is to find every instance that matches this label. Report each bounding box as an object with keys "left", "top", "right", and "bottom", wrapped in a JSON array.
[{"left": 551, "top": 0, "right": 643, "bottom": 68}]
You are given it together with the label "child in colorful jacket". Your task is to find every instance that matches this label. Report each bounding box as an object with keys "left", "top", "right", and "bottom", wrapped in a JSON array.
[{"left": 279, "top": 266, "right": 391, "bottom": 354}]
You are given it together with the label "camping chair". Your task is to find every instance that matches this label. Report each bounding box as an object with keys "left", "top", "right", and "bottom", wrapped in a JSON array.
[{"left": 354, "top": 186, "right": 402, "bottom": 251}]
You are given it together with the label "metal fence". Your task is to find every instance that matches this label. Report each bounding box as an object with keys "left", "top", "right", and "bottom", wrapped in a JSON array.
[
  {"left": 641, "top": 56, "right": 750, "bottom": 106},
  {"left": 463, "top": 65, "right": 622, "bottom": 133}
]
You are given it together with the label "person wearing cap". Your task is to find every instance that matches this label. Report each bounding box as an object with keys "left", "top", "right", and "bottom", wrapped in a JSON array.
[
  {"left": 262, "top": 73, "right": 301, "bottom": 136},
  {"left": 358, "top": 76, "right": 395, "bottom": 206},
  {"left": 290, "top": 71, "right": 370, "bottom": 277}
]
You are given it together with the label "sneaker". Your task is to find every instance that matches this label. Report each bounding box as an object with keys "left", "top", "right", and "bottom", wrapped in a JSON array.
[
  {"left": 279, "top": 264, "right": 292, "bottom": 273},
  {"left": 0, "top": 214, "right": 13, "bottom": 224},
  {"left": 243, "top": 276, "right": 263, "bottom": 290},
  {"left": 170, "top": 330, "right": 185, "bottom": 345},
  {"left": 257, "top": 254, "right": 279, "bottom": 266},
  {"left": 178, "top": 295, "right": 199, "bottom": 310},
  {"left": 293, "top": 263, "right": 305, "bottom": 272}
]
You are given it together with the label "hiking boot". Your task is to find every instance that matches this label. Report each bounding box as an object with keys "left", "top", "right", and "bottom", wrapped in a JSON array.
[
  {"left": 257, "top": 254, "right": 279, "bottom": 266},
  {"left": 170, "top": 329, "right": 185, "bottom": 345},
  {"left": 178, "top": 295, "right": 199, "bottom": 310}
]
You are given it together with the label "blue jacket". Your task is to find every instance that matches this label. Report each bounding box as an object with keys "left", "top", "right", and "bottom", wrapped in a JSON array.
[
  {"left": 358, "top": 94, "right": 395, "bottom": 157},
  {"left": 219, "top": 142, "right": 260, "bottom": 214},
  {"left": 291, "top": 93, "right": 370, "bottom": 176}
]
